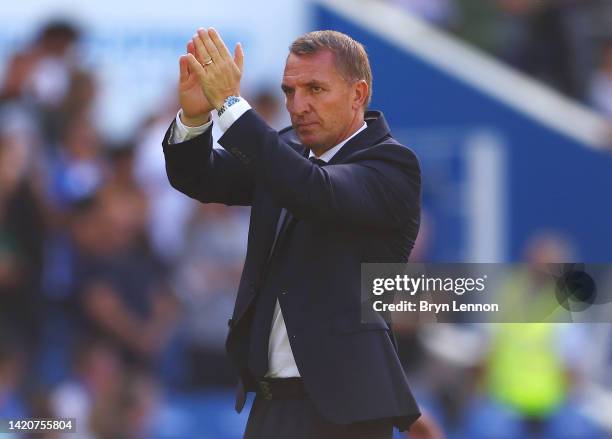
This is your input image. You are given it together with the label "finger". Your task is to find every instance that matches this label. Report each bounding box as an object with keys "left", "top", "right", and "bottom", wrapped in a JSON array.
[
  {"left": 208, "top": 27, "right": 232, "bottom": 61},
  {"left": 198, "top": 28, "right": 221, "bottom": 63},
  {"left": 192, "top": 34, "right": 211, "bottom": 66},
  {"left": 187, "top": 40, "right": 195, "bottom": 56},
  {"left": 179, "top": 55, "right": 190, "bottom": 82},
  {"left": 185, "top": 53, "right": 205, "bottom": 79},
  {"left": 234, "top": 42, "right": 244, "bottom": 73}
]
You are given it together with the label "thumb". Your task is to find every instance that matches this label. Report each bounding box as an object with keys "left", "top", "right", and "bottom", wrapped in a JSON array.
[
  {"left": 179, "top": 55, "right": 190, "bottom": 82},
  {"left": 234, "top": 42, "right": 244, "bottom": 73},
  {"left": 185, "top": 53, "right": 205, "bottom": 79}
]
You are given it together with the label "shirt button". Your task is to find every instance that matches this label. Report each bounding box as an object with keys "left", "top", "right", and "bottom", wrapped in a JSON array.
[{"left": 281, "top": 291, "right": 287, "bottom": 295}]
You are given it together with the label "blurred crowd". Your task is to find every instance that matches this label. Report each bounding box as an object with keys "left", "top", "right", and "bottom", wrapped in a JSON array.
[
  {"left": 1, "top": 10, "right": 611, "bottom": 439},
  {"left": 402, "top": 231, "right": 612, "bottom": 438},
  {"left": 388, "top": 0, "right": 612, "bottom": 120},
  {"left": 0, "top": 20, "right": 268, "bottom": 438}
]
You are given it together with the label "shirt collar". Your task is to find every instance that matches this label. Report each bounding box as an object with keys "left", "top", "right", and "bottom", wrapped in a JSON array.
[{"left": 308, "top": 121, "right": 368, "bottom": 163}]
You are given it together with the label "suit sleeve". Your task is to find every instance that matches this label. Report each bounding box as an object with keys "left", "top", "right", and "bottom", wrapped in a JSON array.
[
  {"left": 162, "top": 121, "right": 254, "bottom": 206},
  {"left": 218, "top": 110, "right": 420, "bottom": 230}
]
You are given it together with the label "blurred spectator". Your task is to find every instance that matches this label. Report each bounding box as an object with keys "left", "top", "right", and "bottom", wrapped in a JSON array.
[
  {"left": 56, "top": 70, "right": 97, "bottom": 128},
  {"left": 475, "top": 233, "right": 595, "bottom": 438},
  {"left": 47, "top": 115, "right": 107, "bottom": 211},
  {"left": 28, "top": 389, "right": 65, "bottom": 439},
  {"left": 0, "top": 52, "right": 37, "bottom": 102},
  {"left": 453, "top": 0, "right": 612, "bottom": 101},
  {"left": 51, "top": 338, "right": 125, "bottom": 439},
  {"left": 99, "top": 144, "right": 148, "bottom": 237},
  {"left": 495, "top": 0, "right": 578, "bottom": 98},
  {"left": 133, "top": 105, "right": 198, "bottom": 266},
  {"left": 388, "top": 0, "right": 459, "bottom": 30},
  {"left": 454, "top": 0, "right": 500, "bottom": 54},
  {"left": 0, "top": 112, "right": 45, "bottom": 348},
  {"left": 0, "top": 20, "right": 95, "bottom": 144},
  {"left": 73, "top": 191, "right": 179, "bottom": 370},
  {"left": 249, "top": 87, "right": 285, "bottom": 129},
  {"left": 25, "top": 20, "right": 95, "bottom": 143},
  {"left": 88, "top": 370, "right": 160, "bottom": 439},
  {"left": 590, "top": 40, "right": 612, "bottom": 120},
  {"left": 172, "top": 204, "right": 249, "bottom": 388},
  {"left": 411, "top": 324, "right": 487, "bottom": 433},
  {"left": 26, "top": 20, "right": 81, "bottom": 107},
  {"left": 0, "top": 337, "right": 28, "bottom": 420}
]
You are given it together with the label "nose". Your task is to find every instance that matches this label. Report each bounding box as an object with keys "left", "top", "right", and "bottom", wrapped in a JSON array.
[{"left": 287, "top": 89, "right": 310, "bottom": 117}]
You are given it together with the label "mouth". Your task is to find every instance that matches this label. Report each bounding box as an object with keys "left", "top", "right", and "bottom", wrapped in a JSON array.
[{"left": 295, "top": 122, "right": 318, "bottom": 130}]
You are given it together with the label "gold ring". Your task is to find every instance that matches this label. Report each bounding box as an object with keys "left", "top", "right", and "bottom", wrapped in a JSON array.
[{"left": 204, "top": 58, "right": 213, "bottom": 66}]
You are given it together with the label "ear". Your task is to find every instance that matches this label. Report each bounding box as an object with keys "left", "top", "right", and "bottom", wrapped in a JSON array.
[{"left": 352, "top": 79, "right": 369, "bottom": 111}]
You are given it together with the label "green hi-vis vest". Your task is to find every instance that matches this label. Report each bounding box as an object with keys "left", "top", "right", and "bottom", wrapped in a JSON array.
[{"left": 486, "top": 272, "right": 569, "bottom": 417}]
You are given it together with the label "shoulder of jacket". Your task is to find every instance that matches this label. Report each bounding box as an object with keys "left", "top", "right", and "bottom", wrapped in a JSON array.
[{"left": 353, "top": 138, "right": 419, "bottom": 164}]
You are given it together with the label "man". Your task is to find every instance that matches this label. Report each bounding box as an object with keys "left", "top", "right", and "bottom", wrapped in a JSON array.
[{"left": 163, "top": 28, "right": 429, "bottom": 438}]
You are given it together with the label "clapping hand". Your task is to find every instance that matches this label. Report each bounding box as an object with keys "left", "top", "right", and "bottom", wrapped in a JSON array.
[
  {"left": 179, "top": 27, "right": 244, "bottom": 126},
  {"left": 178, "top": 40, "right": 215, "bottom": 127}
]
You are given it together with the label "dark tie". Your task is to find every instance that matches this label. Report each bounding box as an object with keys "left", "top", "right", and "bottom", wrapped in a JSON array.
[
  {"left": 247, "top": 156, "right": 326, "bottom": 378},
  {"left": 309, "top": 156, "right": 327, "bottom": 166}
]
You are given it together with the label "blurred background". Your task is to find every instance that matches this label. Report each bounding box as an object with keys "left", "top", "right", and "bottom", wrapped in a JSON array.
[{"left": 1, "top": 0, "right": 612, "bottom": 437}]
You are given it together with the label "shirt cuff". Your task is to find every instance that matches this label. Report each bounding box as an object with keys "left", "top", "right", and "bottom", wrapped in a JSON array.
[
  {"left": 170, "top": 110, "right": 213, "bottom": 144},
  {"left": 218, "top": 98, "right": 252, "bottom": 133}
]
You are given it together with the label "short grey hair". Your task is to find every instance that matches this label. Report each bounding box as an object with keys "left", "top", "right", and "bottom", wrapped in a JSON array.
[{"left": 289, "top": 30, "right": 373, "bottom": 108}]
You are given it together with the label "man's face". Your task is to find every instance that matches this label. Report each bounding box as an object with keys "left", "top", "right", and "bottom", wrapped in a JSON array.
[{"left": 282, "top": 50, "right": 362, "bottom": 152}]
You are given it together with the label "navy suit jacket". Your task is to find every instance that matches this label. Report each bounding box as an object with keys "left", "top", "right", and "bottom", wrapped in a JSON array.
[{"left": 162, "top": 109, "right": 422, "bottom": 430}]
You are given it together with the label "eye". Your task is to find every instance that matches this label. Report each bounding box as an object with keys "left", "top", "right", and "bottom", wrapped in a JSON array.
[{"left": 311, "top": 85, "right": 322, "bottom": 93}]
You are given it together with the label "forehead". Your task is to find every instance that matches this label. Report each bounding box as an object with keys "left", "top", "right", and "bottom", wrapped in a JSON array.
[{"left": 282, "top": 50, "right": 343, "bottom": 85}]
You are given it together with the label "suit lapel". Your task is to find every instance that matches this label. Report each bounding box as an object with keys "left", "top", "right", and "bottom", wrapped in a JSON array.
[
  {"left": 254, "top": 197, "right": 281, "bottom": 272},
  {"left": 251, "top": 143, "right": 308, "bottom": 286}
]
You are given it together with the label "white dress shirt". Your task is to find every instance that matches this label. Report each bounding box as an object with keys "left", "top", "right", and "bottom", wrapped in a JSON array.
[{"left": 170, "top": 99, "right": 367, "bottom": 377}]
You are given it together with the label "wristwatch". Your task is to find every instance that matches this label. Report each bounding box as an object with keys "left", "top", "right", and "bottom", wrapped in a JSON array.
[{"left": 217, "top": 95, "right": 242, "bottom": 117}]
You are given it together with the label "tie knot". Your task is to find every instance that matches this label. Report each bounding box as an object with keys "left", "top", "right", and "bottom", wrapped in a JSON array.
[{"left": 309, "top": 156, "right": 327, "bottom": 167}]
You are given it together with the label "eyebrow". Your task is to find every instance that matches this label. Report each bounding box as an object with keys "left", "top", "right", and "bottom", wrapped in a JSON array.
[
  {"left": 281, "top": 80, "right": 328, "bottom": 93},
  {"left": 305, "top": 80, "right": 326, "bottom": 88}
]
